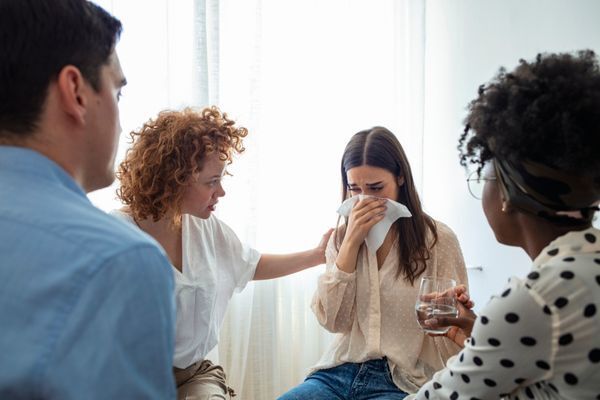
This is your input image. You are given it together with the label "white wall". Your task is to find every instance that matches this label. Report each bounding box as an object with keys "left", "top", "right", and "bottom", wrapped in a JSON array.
[{"left": 421, "top": 0, "right": 600, "bottom": 310}]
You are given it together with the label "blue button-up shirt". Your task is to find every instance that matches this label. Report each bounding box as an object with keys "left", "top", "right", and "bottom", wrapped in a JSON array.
[{"left": 0, "top": 146, "right": 176, "bottom": 399}]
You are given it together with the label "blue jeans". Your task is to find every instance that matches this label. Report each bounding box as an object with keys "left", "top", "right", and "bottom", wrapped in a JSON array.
[{"left": 277, "top": 358, "right": 408, "bottom": 400}]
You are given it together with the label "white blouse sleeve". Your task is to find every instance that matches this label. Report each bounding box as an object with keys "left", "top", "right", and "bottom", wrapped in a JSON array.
[
  {"left": 413, "top": 277, "right": 553, "bottom": 399},
  {"left": 213, "top": 217, "right": 261, "bottom": 292},
  {"left": 311, "top": 232, "right": 358, "bottom": 333}
]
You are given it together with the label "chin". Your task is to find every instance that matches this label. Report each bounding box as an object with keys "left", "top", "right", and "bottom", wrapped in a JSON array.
[
  {"left": 491, "top": 227, "right": 520, "bottom": 247},
  {"left": 197, "top": 210, "right": 212, "bottom": 219},
  {"left": 85, "top": 173, "right": 115, "bottom": 194}
]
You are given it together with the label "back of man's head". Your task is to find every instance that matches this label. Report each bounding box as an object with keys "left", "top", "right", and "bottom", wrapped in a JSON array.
[{"left": 0, "top": 0, "right": 122, "bottom": 139}]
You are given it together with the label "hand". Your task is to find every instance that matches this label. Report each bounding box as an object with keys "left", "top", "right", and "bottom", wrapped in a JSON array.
[
  {"left": 454, "top": 284, "right": 475, "bottom": 309},
  {"left": 344, "top": 197, "right": 387, "bottom": 247},
  {"left": 424, "top": 287, "right": 476, "bottom": 347},
  {"left": 418, "top": 284, "right": 474, "bottom": 309},
  {"left": 315, "top": 228, "right": 334, "bottom": 264}
]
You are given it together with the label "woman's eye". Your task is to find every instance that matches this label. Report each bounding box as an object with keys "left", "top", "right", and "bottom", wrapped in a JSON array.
[
  {"left": 348, "top": 187, "right": 361, "bottom": 192},
  {"left": 370, "top": 187, "right": 383, "bottom": 191}
]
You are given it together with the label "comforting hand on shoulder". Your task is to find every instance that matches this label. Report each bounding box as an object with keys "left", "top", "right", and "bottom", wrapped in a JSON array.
[{"left": 315, "top": 228, "right": 334, "bottom": 264}]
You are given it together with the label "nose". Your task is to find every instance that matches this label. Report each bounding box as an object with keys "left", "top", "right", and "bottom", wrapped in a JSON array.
[
  {"left": 217, "top": 182, "right": 226, "bottom": 198},
  {"left": 363, "top": 188, "right": 379, "bottom": 197}
]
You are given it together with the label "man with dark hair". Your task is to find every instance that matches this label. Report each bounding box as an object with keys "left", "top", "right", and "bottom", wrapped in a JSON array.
[{"left": 0, "top": 1, "right": 175, "bottom": 398}]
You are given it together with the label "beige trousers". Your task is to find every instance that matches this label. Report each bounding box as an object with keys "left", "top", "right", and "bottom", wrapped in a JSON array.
[{"left": 174, "top": 360, "right": 236, "bottom": 400}]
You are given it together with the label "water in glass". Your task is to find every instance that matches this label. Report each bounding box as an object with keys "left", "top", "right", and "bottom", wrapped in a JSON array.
[{"left": 414, "top": 276, "right": 458, "bottom": 334}]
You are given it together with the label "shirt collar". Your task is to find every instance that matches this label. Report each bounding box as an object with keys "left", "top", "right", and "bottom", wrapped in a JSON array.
[
  {"left": 533, "top": 227, "right": 600, "bottom": 267},
  {"left": 0, "top": 145, "right": 88, "bottom": 200}
]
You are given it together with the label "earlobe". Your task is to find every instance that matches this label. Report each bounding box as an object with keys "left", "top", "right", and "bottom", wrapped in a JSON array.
[
  {"left": 56, "top": 65, "right": 87, "bottom": 125},
  {"left": 397, "top": 176, "right": 405, "bottom": 186}
]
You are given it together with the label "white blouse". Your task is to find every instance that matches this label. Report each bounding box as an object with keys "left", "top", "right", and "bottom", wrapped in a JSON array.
[
  {"left": 311, "top": 221, "right": 468, "bottom": 393},
  {"left": 112, "top": 211, "right": 260, "bottom": 368},
  {"left": 408, "top": 227, "right": 600, "bottom": 399}
]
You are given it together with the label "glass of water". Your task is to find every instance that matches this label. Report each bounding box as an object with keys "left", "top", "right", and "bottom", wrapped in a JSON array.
[{"left": 415, "top": 276, "right": 458, "bottom": 334}]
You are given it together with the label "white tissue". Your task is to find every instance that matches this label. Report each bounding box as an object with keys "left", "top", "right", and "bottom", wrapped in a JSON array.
[{"left": 337, "top": 194, "right": 412, "bottom": 252}]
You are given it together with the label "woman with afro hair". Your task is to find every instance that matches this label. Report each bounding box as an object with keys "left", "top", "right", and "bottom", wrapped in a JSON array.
[
  {"left": 407, "top": 50, "right": 600, "bottom": 399},
  {"left": 112, "top": 107, "right": 332, "bottom": 399}
]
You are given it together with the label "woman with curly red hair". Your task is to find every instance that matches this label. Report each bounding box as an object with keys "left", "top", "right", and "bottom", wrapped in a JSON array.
[{"left": 112, "top": 107, "right": 332, "bottom": 399}]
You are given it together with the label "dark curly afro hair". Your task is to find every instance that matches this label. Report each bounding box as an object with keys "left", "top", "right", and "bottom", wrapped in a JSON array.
[{"left": 459, "top": 49, "right": 600, "bottom": 183}]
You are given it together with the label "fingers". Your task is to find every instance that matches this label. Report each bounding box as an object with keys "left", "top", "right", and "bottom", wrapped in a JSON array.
[
  {"left": 344, "top": 198, "right": 387, "bottom": 245},
  {"left": 425, "top": 302, "right": 477, "bottom": 339},
  {"left": 317, "top": 228, "right": 334, "bottom": 252},
  {"left": 454, "top": 284, "right": 468, "bottom": 295},
  {"left": 454, "top": 285, "right": 475, "bottom": 309},
  {"left": 425, "top": 316, "right": 473, "bottom": 331},
  {"left": 457, "top": 293, "right": 474, "bottom": 308},
  {"left": 456, "top": 301, "right": 477, "bottom": 319},
  {"left": 321, "top": 228, "right": 334, "bottom": 243},
  {"left": 351, "top": 197, "right": 387, "bottom": 221}
]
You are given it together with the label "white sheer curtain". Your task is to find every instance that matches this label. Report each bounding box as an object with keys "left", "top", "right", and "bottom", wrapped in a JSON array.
[{"left": 88, "top": 0, "right": 218, "bottom": 210}]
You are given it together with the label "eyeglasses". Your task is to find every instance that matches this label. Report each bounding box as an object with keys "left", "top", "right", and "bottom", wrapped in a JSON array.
[{"left": 466, "top": 170, "right": 496, "bottom": 200}]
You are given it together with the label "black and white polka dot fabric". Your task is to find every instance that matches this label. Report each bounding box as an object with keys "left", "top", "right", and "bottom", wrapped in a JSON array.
[{"left": 408, "top": 227, "right": 600, "bottom": 399}]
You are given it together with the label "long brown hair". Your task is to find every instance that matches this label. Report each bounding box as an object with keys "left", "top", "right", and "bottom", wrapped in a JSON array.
[{"left": 336, "top": 127, "right": 437, "bottom": 285}]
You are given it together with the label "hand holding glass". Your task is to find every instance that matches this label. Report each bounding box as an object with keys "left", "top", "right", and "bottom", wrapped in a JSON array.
[{"left": 415, "top": 276, "right": 458, "bottom": 334}]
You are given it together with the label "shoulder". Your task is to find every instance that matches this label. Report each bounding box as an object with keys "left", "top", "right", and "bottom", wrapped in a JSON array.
[
  {"left": 472, "top": 276, "right": 553, "bottom": 351},
  {"left": 184, "top": 214, "right": 249, "bottom": 254},
  {"left": 530, "top": 228, "right": 600, "bottom": 295},
  {"left": 432, "top": 219, "right": 457, "bottom": 239},
  {"left": 31, "top": 199, "right": 165, "bottom": 266},
  {"left": 78, "top": 207, "right": 166, "bottom": 261},
  {"left": 186, "top": 213, "right": 234, "bottom": 237},
  {"left": 109, "top": 207, "right": 132, "bottom": 222},
  {"left": 430, "top": 218, "right": 461, "bottom": 249}
]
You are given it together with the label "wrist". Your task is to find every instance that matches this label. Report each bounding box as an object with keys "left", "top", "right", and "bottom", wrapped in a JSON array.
[
  {"left": 312, "top": 247, "right": 325, "bottom": 265},
  {"left": 344, "top": 234, "right": 363, "bottom": 249}
]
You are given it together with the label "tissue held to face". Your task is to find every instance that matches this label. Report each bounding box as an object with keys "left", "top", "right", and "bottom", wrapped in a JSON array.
[
  {"left": 341, "top": 165, "right": 406, "bottom": 249},
  {"left": 346, "top": 165, "right": 403, "bottom": 201}
]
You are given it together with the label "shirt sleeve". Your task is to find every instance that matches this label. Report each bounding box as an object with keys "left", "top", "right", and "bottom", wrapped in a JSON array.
[
  {"left": 42, "top": 245, "right": 176, "bottom": 400},
  {"left": 311, "top": 232, "right": 358, "bottom": 333},
  {"left": 214, "top": 218, "right": 261, "bottom": 292},
  {"left": 412, "top": 278, "right": 553, "bottom": 399}
]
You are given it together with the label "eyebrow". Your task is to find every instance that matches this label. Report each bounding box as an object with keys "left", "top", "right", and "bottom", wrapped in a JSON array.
[{"left": 348, "top": 181, "right": 384, "bottom": 187}]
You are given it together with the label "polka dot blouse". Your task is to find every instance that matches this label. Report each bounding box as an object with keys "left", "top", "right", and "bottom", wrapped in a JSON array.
[
  {"left": 408, "top": 227, "right": 600, "bottom": 400},
  {"left": 311, "top": 221, "right": 468, "bottom": 394}
]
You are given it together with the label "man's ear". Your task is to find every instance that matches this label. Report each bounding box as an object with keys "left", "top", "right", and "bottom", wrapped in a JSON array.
[
  {"left": 397, "top": 176, "right": 405, "bottom": 187},
  {"left": 56, "top": 65, "right": 87, "bottom": 125}
]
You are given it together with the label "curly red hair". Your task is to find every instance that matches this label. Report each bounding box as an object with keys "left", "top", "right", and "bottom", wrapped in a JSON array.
[{"left": 116, "top": 107, "right": 247, "bottom": 223}]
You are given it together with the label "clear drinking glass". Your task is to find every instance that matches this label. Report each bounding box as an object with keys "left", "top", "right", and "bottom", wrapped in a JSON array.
[{"left": 415, "top": 276, "right": 458, "bottom": 334}]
